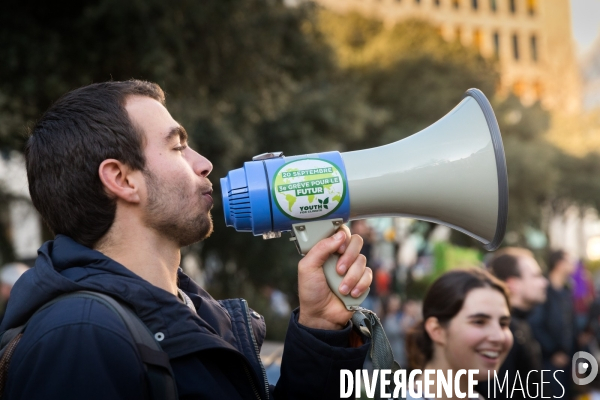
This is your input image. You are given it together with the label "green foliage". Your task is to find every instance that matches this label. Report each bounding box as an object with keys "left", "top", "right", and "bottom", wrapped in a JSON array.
[
  {"left": 432, "top": 242, "right": 483, "bottom": 276},
  {"left": 554, "top": 151, "right": 600, "bottom": 212},
  {"left": 494, "top": 94, "right": 550, "bottom": 141},
  {"left": 0, "top": 0, "right": 334, "bottom": 157},
  {"left": 491, "top": 94, "right": 600, "bottom": 245},
  {"left": 504, "top": 137, "right": 559, "bottom": 229},
  {"left": 317, "top": 14, "right": 498, "bottom": 149}
]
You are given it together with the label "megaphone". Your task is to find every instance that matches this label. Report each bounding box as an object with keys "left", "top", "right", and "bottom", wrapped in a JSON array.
[{"left": 221, "top": 88, "right": 508, "bottom": 310}]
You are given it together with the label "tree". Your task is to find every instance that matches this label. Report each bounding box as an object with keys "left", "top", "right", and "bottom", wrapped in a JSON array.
[{"left": 316, "top": 13, "right": 498, "bottom": 149}]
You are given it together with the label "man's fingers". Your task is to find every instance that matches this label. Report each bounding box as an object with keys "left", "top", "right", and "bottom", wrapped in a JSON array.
[
  {"left": 338, "top": 254, "right": 367, "bottom": 296},
  {"left": 337, "top": 225, "right": 352, "bottom": 254},
  {"left": 350, "top": 267, "right": 373, "bottom": 298},
  {"left": 336, "top": 234, "right": 363, "bottom": 275},
  {"left": 299, "top": 230, "right": 347, "bottom": 273}
]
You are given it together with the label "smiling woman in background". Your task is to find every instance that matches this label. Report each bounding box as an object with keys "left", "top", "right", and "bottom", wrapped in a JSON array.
[{"left": 404, "top": 268, "right": 513, "bottom": 400}]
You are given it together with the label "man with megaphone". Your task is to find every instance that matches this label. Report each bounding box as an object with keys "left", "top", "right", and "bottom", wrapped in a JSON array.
[{"left": 0, "top": 80, "right": 373, "bottom": 400}]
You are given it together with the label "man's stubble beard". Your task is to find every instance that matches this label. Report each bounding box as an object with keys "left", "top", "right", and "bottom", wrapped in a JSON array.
[{"left": 143, "top": 169, "right": 213, "bottom": 248}]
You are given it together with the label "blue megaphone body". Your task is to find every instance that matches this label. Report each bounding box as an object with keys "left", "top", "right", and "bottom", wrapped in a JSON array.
[{"left": 221, "top": 151, "right": 351, "bottom": 238}]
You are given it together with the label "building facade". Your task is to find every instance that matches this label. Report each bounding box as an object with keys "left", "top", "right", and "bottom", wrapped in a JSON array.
[{"left": 313, "top": 0, "right": 582, "bottom": 113}]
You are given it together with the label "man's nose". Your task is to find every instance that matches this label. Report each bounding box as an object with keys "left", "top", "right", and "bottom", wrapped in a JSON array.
[{"left": 190, "top": 150, "right": 213, "bottom": 178}]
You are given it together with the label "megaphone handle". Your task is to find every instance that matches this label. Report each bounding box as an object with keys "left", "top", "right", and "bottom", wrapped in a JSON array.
[{"left": 292, "top": 220, "right": 369, "bottom": 311}]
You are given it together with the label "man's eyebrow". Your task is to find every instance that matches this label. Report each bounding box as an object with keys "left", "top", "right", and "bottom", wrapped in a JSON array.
[
  {"left": 467, "top": 313, "right": 491, "bottom": 319},
  {"left": 164, "top": 126, "right": 188, "bottom": 144}
]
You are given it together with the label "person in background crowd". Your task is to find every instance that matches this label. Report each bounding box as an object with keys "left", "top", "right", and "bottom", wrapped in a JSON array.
[
  {"left": 400, "top": 299, "right": 422, "bottom": 347},
  {"left": 483, "top": 247, "right": 547, "bottom": 399},
  {"left": 0, "top": 262, "right": 29, "bottom": 324},
  {"left": 572, "top": 261, "right": 596, "bottom": 332},
  {"left": 383, "top": 294, "right": 406, "bottom": 367},
  {"left": 351, "top": 219, "right": 381, "bottom": 313},
  {"left": 405, "top": 268, "right": 513, "bottom": 399},
  {"left": 529, "top": 249, "right": 577, "bottom": 399},
  {"left": 261, "top": 284, "right": 292, "bottom": 317},
  {"left": 580, "top": 291, "right": 600, "bottom": 399}
]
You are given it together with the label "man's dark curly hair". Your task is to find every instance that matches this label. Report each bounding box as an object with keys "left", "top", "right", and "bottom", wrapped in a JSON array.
[{"left": 26, "top": 80, "right": 165, "bottom": 248}]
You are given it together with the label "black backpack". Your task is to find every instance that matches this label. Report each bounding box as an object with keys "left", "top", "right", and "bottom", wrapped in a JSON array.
[{"left": 0, "top": 291, "right": 177, "bottom": 400}]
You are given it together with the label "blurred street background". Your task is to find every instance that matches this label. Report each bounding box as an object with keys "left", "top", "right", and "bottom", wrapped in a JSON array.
[{"left": 1, "top": 0, "right": 600, "bottom": 382}]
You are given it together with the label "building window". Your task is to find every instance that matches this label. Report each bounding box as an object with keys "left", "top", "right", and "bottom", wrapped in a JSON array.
[
  {"left": 493, "top": 32, "right": 500, "bottom": 58},
  {"left": 527, "top": 0, "right": 536, "bottom": 15},
  {"left": 513, "top": 80, "right": 526, "bottom": 96},
  {"left": 453, "top": 0, "right": 460, "bottom": 9},
  {"left": 434, "top": 0, "right": 441, "bottom": 6},
  {"left": 473, "top": 29, "right": 482, "bottom": 50},
  {"left": 509, "top": 0, "right": 516, "bottom": 13},
  {"left": 530, "top": 35, "right": 538, "bottom": 62},
  {"left": 490, "top": 0, "right": 497, "bottom": 12},
  {"left": 512, "top": 34, "right": 519, "bottom": 60},
  {"left": 456, "top": 26, "right": 462, "bottom": 42},
  {"left": 472, "top": 0, "right": 478, "bottom": 10},
  {"left": 534, "top": 81, "right": 543, "bottom": 98},
  {"left": 415, "top": 0, "right": 421, "bottom": 4}
]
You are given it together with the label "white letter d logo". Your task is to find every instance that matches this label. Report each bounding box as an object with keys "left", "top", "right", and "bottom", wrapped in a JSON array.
[{"left": 572, "top": 351, "right": 599, "bottom": 385}]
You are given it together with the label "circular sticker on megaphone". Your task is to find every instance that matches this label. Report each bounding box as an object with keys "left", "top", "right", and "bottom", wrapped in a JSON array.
[{"left": 272, "top": 159, "right": 346, "bottom": 220}]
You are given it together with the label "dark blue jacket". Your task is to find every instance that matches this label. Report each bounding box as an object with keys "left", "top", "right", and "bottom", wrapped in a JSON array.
[
  {"left": 1, "top": 235, "right": 369, "bottom": 399},
  {"left": 528, "top": 284, "right": 576, "bottom": 360}
]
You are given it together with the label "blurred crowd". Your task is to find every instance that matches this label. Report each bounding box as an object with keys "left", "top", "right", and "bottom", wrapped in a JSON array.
[
  {"left": 5, "top": 222, "right": 600, "bottom": 399},
  {"left": 345, "top": 217, "right": 600, "bottom": 400}
]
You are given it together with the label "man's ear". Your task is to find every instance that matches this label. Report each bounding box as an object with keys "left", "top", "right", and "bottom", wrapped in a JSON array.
[
  {"left": 98, "top": 159, "right": 142, "bottom": 203},
  {"left": 424, "top": 316, "right": 446, "bottom": 346},
  {"left": 504, "top": 277, "right": 519, "bottom": 296}
]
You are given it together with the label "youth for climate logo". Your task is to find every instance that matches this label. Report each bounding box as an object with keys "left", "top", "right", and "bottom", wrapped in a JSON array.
[{"left": 272, "top": 159, "right": 346, "bottom": 220}]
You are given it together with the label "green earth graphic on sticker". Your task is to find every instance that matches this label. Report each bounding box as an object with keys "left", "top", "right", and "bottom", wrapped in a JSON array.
[
  {"left": 273, "top": 160, "right": 345, "bottom": 219},
  {"left": 284, "top": 194, "right": 296, "bottom": 212}
]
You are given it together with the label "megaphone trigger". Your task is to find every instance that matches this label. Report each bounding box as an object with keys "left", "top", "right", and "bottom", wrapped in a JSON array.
[{"left": 291, "top": 219, "right": 369, "bottom": 310}]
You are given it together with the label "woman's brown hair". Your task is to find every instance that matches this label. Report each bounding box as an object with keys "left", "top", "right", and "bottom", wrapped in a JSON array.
[{"left": 406, "top": 268, "right": 509, "bottom": 369}]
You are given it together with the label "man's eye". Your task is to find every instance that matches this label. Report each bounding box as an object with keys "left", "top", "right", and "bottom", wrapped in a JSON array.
[{"left": 174, "top": 145, "right": 188, "bottom": 151}]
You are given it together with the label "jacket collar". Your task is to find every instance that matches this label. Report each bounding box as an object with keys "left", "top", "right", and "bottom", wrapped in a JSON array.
[{"left": 2, "top": 235, "right": 238, "bottom": 358}]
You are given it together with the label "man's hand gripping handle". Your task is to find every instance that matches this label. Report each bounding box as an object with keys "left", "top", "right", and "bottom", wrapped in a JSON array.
[{"left": 292, "top": 219, "right": 370, "bottom": 311}]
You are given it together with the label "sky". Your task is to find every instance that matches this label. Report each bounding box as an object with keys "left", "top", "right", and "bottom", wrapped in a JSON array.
[{"left": 571, "top": 0, "right": 600, "bottom": 56}]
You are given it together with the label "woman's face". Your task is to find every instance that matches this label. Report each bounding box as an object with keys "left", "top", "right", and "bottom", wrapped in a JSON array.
[{"left": 441, "top": 287, "right": 513, "bottom": 380}]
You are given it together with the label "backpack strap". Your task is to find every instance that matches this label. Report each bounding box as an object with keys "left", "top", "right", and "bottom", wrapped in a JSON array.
[
  {"left": 0, "top": 328, "right": 25, "bottom": 396},
  {"left": 0, "top": 290, "right": 177, "bottom": 400}
]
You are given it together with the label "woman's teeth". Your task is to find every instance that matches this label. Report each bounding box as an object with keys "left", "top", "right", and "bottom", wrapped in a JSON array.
[{"left": 479, "top": 350, "right": 499, "bottom": 359}]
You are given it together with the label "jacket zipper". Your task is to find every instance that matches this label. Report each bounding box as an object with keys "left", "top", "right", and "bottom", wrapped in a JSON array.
[
  {"left": 242, "top": 299, "right": 270, "bottom": 400},
  {"left": 242, "top": 363, "right": 262, "bottom": 400}
]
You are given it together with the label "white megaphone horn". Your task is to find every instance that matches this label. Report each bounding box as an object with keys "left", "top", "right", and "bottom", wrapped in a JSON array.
[{"left": 342, "top": 88, "right": 508, "bottom": 251}]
